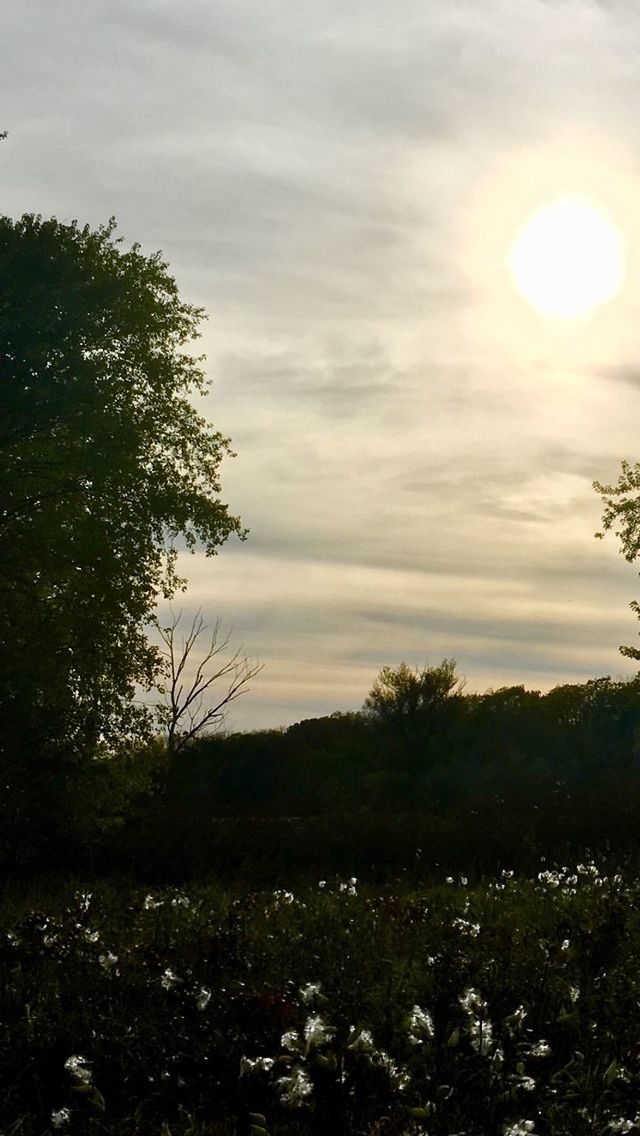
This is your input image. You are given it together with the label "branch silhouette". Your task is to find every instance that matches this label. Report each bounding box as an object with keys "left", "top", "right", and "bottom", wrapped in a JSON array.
[{"left": 155, "top": 609, "right": 263, "bottom": 758}]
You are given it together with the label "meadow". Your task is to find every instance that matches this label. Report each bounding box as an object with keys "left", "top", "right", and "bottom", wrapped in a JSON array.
[{"left": 3, "top": 857, "right": 640, "bottom": 1136}]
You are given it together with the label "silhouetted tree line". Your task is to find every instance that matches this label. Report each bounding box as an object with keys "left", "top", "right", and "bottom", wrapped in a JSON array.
[
  {"left": 100, "top": 663, "right": 640, "bottom": 883},
  {"left": 153, "top": 666, "right": 640, "bottom": 817}
]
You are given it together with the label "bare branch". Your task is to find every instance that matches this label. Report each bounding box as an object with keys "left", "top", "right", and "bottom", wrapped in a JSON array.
[{"left": 154, "top": 609, "right": 263, "bottom": 758}]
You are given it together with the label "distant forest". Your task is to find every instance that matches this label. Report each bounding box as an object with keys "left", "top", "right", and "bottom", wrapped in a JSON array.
[
  {"left": 130, "top": 668, "right": 640, "bottom": 881},
  {"left": 7, "top": 664, "right": 640, "bottom": 883},
  {"left": 173, "top": 671, "right": 640, "bottom": 820}
]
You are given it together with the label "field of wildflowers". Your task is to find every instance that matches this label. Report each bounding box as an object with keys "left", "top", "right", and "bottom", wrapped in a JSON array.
[{"left": 3, "top": 860, "right": 640, "bottom": 1135}]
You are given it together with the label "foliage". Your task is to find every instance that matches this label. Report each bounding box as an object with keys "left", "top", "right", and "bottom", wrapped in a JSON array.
[
  {"left": 4, "top": 863, "right": 640, "bottom": 1134},
  {"left": 6, "top": 661, "right": 640, "bottom": 875},
  {"left": 76, "top": 669, "right": 638, "bottom": 884},
  {"left": 595, "top": 460, "right": 640, "bottom": 659},
  {"left": 0, "top": 214, "right": 243, "bottom": 847},
  {"left": 363, "top": 660, "right": 463, "bottom": 776}
]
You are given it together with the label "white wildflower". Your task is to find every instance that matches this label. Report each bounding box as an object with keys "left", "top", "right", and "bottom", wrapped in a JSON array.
[
  {"left": 304, "top": 1014, "right": 335, "bottom": 1050},
  {"left": 64, "top": 1055, "right": 92, "bottom": 1084},
  {"left": 347, "top": 1027, "right": 375, "bottom": 1053},
  {"left": 452, "top": 917, "right": 480, "bottom": 937},
  {"left": 300, "top": 982, "right": 323, "bottom": 1004},
  {"left": 281, "top": 1029, "right": 301, "bottom": 1053},
  {"left": 272, "top": 889, "right": 295, "bottom": 906},
  {"left": 83, "top": 929, "right": 100, "bottom": 944},
  {"left": 196, "top": 986, "right": 211, "bottom": 1011},
  {"left": 607, "top": 1119, "right": 637, "bottom": 1133},
  {"left": 538, "top": 870, "right": 561, "bottom": 888},
  {"left": 143, "top": 894, "right": 164, "bottom": 910},
  {"left": 568, "top": 985, "right": 580, "bottom": 1002},
  {"left": 408, "top": 1004, "right": 434, "bottom": 1044},
  {"left": 469, "top": 1016, "right": 495, "bottom": 1057},
  {"left": 277, "top": 1065, "right": 314, "bottom": 1108},
  {"left": 577, "top": 861, "right": 599, "bottom": 877},
  {"left": 377, "top": 1051, "right": 411, "bottom": 1091},
  {"left": 98, "top": 951, "right": 118, "bottom": 971},
  {"left": 160, "top": 967, "right": 182, "bottom": 990},
  {"left": 240, "top": 1055, "right": 275, "bottom": 1075},
  {"left": 338, "top": 877, "right": 357, "bottom": 895},
  {"left": 51, "top": 1107, "right": 71, "bottom": 1128},
  {"left": 503, "top": 1122, "right": 536, "bottom": 1136},
  {"left": 529, "top": 1040, "right": 551, "bottom": 1057},
  {"left": 460, "top": 988, "right": 487, "bottom": 1015}
]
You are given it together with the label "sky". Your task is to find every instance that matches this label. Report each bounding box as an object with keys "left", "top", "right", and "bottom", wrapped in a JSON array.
[{"left": 5, "top": 0, "right": 640, "bottom": 731}]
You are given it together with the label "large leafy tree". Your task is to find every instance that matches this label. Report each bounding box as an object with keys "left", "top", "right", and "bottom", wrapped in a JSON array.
[
  {"left": 595, "top": 460, "right": 640, "bottom": 660},
  {"left": 0, "top": 214, "right": 244, "bottom": 785}
]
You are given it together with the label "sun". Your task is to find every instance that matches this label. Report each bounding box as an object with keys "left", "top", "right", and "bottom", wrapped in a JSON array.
[{"left": 505, "top": 196, "right": 625, "bottom": 320}]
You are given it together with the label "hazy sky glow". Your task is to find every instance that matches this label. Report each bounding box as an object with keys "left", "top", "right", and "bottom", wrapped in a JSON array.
[{"left": 5, "top": 0, "right": 640, "bottom": 729}]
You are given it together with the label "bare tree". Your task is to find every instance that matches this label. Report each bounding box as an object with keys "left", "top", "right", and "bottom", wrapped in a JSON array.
[{"left": 154, "top": 610, "right": 263, "bottom": 758}]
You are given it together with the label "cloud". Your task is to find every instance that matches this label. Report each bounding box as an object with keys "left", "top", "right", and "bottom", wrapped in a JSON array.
[
  {"left": 5, "top": 0, "right": 640, "bottom": 728},
  {"left": 156, "top": 537, "right": 639, "bottom": 731}
]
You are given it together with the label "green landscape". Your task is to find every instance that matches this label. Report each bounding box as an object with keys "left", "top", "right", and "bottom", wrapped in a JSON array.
[{"left": 5, "top": 211, "right": 640, "bottom": 1135}]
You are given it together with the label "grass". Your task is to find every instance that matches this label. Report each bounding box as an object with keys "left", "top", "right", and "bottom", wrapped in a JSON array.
[{"left": 3, "top": 861, "right": 640, "bottom": 1134}]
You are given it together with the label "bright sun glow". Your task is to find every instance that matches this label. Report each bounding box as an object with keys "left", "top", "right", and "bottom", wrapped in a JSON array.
[{"left": 506, "top": 196, "right": 625, "bottom": 320}]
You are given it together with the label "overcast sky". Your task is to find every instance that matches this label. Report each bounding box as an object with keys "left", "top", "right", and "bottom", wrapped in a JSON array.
[{"left": 5, "top": 0, "right": 640, "bottom": 730}]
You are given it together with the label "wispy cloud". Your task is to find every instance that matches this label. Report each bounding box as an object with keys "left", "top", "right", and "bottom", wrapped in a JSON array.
[{"left": 4, "top": 0, "right": 640, "bottom": 727}]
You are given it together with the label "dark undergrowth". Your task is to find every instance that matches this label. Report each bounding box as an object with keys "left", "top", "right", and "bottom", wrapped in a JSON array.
[{"left": 3, "top": 854, "right": 640, "bottom": 1135}]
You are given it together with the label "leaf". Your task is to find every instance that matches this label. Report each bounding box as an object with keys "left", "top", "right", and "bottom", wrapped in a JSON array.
[
  {"left": 89, "top": 1087, "right": 106, "bottom": 1113},
  {"left": 603, "top": 1058, "right": 618, "bottom": 1085},
  {"left": 409, "top": 1103, "right": 436, "bottom": 1118}
]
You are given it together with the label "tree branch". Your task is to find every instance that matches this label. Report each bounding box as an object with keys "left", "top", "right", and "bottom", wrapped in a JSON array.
[{"left": 154, "top": 609, "right": 262, "bottom": 758}]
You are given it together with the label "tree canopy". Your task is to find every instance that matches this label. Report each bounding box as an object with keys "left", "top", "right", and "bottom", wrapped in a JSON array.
[
  {"left": 0, "top": 214, "right": 244, "bottom": 770},
  {"left": 363, "top": 659, "right": 462, "bottom": 773},
  {"left": 594, "top": 460, "right": 640, "bottom": 659}
]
